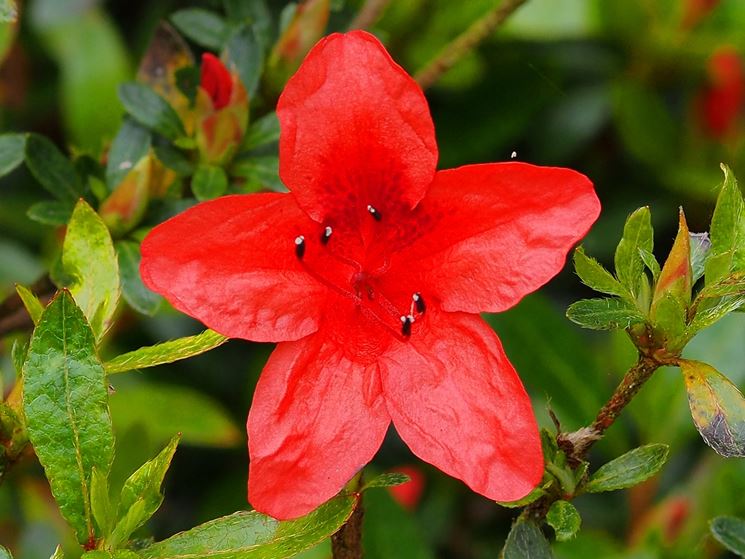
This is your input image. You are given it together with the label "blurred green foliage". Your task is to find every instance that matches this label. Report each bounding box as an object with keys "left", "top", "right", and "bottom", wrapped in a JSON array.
[{"left": 1, "top": 0, "right": 745, "bottom": 558}]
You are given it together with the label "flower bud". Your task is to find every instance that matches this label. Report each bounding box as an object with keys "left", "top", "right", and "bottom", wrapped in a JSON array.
[
  {"left": 195, "top": 53, "right": 249, "bottom": 166},
  {"left": 652, "top": 209, "right": 693, "bottom": 310},
  {"left": 99, "top": 154, "right": 151, "bottom": 236}
]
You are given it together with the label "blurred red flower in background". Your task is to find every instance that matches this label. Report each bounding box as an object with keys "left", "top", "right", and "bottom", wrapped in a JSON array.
[
  {"left": 140, "top": 31, "right": 600, "bottom": 519},
  {"left": 698, "top": 46, "right": 745, "bottom": 139}
]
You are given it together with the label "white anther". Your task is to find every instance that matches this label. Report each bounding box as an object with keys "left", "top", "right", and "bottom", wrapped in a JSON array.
[
  {"left": 412, "top": 293, "right": 420, "bottom": 302},
  {"left": 295, "top": 235, "right": 305, "bottom": 245},
  {"left": 324, "top": 226, "right": 332, "bottom": 237},
  {"left": 510, "top": 151, "right": 517, "bottom": 159}
]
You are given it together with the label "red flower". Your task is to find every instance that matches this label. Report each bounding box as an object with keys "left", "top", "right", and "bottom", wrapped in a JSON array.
[
  {"left": 140, "top": 31, "right": 600, "bottom": 520},
  {"left": 697, "top": 47, "right": 745, "bottom": 139},
  {"left": 200, "top": 53, "right": 233, "bottom": 110}
]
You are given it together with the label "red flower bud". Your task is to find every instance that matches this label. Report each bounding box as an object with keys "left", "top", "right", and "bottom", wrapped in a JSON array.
[
  {"left": 99, "top": 154, "right": 151, "bottom": 236},
  {"left": 697, "top": 47, "right": 745, "bottom": 139},
  {"left": 200, "top": 53, "right": 233, "bottom": 110}
]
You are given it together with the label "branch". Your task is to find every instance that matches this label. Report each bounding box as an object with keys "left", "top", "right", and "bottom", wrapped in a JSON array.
[
  {"left": 347, "top": 0, "right": 391, "bottom": 30},
  {"left": 414, "top": 0, "right": 529, "bottom": 90},
  {"left": 331, "top": 495, "right": 364, "bottom": 559}
]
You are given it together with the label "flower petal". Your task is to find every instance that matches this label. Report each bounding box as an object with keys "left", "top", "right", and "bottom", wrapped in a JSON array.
[
  {"left": 247, "top": 319, "right": 391, "bottom": 519},
  {"left": 140, "top": 193, "right": 325, "bottom": 342},
  {"left": 380, "top": 309, "right": 543, "bottom": 502},
  {"left": 388, "top": 162, "right": 600, "bottom": 313},
  {"left": 277, "top": 30, "right": 437, "bottom": 224}
]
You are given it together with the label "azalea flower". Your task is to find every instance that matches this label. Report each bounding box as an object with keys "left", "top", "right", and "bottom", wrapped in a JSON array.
[{"left": 140, "top": 31, "right": 600, "bottom": 520}]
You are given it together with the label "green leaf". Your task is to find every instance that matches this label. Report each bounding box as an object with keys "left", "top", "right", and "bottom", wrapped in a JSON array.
[
  {"left": 24, "top": 134, "right": 82, "bottom": 202},
  {"left": 706, "top": 164, "right": 745, "bottom": 283},
  {"left": 0, "top": 133, "right": 26, "bottom": 178},
  {"left": 26, "top": 200, "right": 74, "bottom": 226},
  {"left": 566, "top": 298, "right": 645, "bottom": 330},
  {"left": 231, "top": 155, "right": 284, "bottom": 192},
  {"left": 503, "top": 521, "right": 554, "bottom": 559},
  {"left": 109, "top": 382, "right": 240, "bottom": 448},
  {"left": 690, "top": 294, "right": 745, "bottom": 332},
  {"left": 105, "top": 329, "right": 227, "bottom": 374},
  {"left": 118, "top": 83, "right": 186, "bottom": 141},
  {"left": 61, "top": 199, "right": 121, "bottom": 339},
  {"left": 681, "top": 360, "right": 745, "bottom": 457},
  {"left": 171, "top": 8, "right": 229, "bottom": 51},
  {"left": 50, "top": 546, "right": 63, "bottom": 559},
  {"left": 192, "top": 164, "right": 228, "bottom": 201},
  {"left": 107, "top": 118, "right": 152, "bottom": 189},
  {"left": 11, "top": 338, "right": 27, "bottom": 377},
  {"left": 110, "top": 435, "right": 180, "bottom": 547},
  {"left": 614, "top": 206, "right": 653, "bottom": 295},
  {"left": 0, "top": 0, "right": 17, "bottom": 23},
  {"left": 241, "top": 112, "right": 280, "bottom": 151},
  {"left": 497, "top": 485, "right": 547, "bottom": 509},
  {"left": 698, "top": 273, "right": 745, "bottom": 298},
  {"left": 650, "top": 292, "right": 687, "bottom": 347},
  {"left": 0, "top": 544, "right": 11, "bottom": 558},
  {"left": 573, "top": 247, "right": 628, "bottom": 297},
  {"left": 91, "top": 466, "right": 114, "bottom": 538},
  {"left": 22, "top": 291, "right": 115, "bottom": 544},
  {"left": 115, "top": 241, "right": 161, "bottom": 316},
  {"left": 639, "top": 247, "right": 660, "bottom": 282},
  {"left": 154, "top": 144, "right": 194, "bottom": 176},
  {"left": 15, "top": 284, "right": 44, "bottom": 325},
  {"left": 710, "top": 516, "right": 745, "bottom": 557},
  {"left": 584, "top": 443, "right": 670, "bottom": 493},
  {"left": 362, "top": 472, "right": 411, "bottom": 491},
  {"left": 546, "top": 500, "right": 581, "bottom": 542},
  {"left": 225, "top": 23, "right": 265, "bottom": 97},
  {"left": 139, "top": 494, "right": 357, "bottom": 559}
]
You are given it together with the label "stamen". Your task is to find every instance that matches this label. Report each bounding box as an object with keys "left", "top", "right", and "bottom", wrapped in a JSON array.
[
  {"left": 400, "top": 314, "right": 415, "bottom": 337},
  {"left": 321, "top": 225, "right": 333, "bottom": 245},
  {"left": 367, "top": 204, "right": 382, "bottom": 221},
  {"left": 294, "top": 235, "right": 305, "bottom": 259},
  {"left": 412, "top": 292, "right": 426, "bottom": 314}
]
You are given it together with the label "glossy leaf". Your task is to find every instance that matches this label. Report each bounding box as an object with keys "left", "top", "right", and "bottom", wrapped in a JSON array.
[
  {"left": 24, "top": 134, "right": 82, "bottom": 202},
  {"left": 639, "top": 247, "right": 660, "bottom": 282},
  {"left": 681, "top": 360, "right": 745, "bottom": 457},
  {"left": 225, "top": 23, "right": 264, "bottom": 97},
  {"left": 115, "top": 241, "right": 162, "bottom": 316},
  {"left": 62, "top": 200, "right": 121, "bottom": 338},
  {"left": 26, "top": 202, "right": 73, "bottom": 228},
  {"left": 614, "top": 206, "right": 653, "bottom": 295},
  {"left": 566, "top": 298, "right": 645, "bottom": 330},
  {"left": 118, "top": 83, "right": 186, "bottom": 140},
  {"left": 90, "top": 466, "right": 114, "bottom": 538},
  {"left": 584, "top": 444, "right": 670, "bottom": 493},
  {"left": 138, "top": 494, "right": 357, "bottom": 559},
  {"left": 110, "top": 435, "right": 180, "bottom": 547},
  {"left": 503, "top": 521, "right": 554, "bottom": 559},
  {"left": 710, "top": 516, "right": 745, "bottom": 557},
  {"left": 362, "top": 472, "right": 411, "bottom": 491},
  {"left": 105, "top": 329, "right": 227, "bottom": 374},
  {"left": 22, "top": 291, "right": 115, "bottom": 544},
  {"left": 170, "top": 8, "right": 228, "bottom": 51},
  {"left": 573, "top": 247, "right": 627, "bottom": 297},
  {"left": 106, "top": 117, "right": 152, "bottom": 189},
  {"left": 706, "top": 164, "right": 745, "bottom": 284},
  {"left": 154, "top": 144, "right": 194, "bottom": 176},
  {"left": 690, "top": 294, "right": 745, "bottom": 332},
  {"left": 546, "top": 500, "right": 581, "bottom": 542},
  {"left": 109, "top": 382, "right": 240, "bottom": 448},
  {"left": 15, "top": 284, "right": 43, "bottom": 325},
  {"left": 231, "top": 155, "right": 283, "bottom": 192},
  {"left": 192, "top": 164, "right": 228, "bottom": 200},
  {"left": 0, "top": 133, "right": 25, "bottom": 178}
]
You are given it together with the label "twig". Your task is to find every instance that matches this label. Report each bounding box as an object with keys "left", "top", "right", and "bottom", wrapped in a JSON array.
[
  {"left": 347, "top": 0, "right": 391, "bottom": 30},
  {"left": 414, "top": 0, "right": 529, "bottom": 90},
  {"left": 331, "top": 496, "right": 364, "bottom": 559}
]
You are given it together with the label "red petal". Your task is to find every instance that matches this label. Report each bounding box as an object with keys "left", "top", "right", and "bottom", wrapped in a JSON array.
[
  {"left": 380, "top": 309, "right": 543, "bottom": 502},
  {"left": 140, "top": 193, "right": 326, "bottom": 342},
  {"left": 387, "top": 162, "right": 600, "bottom": 313},
  {"left": 201, "top": 53, "right": 233, "bottom": 110},
  {"left": 247, "top": 321, "right": 391, "bottom": 519},
  {"left": 277, "top": 30, "right": 437, "bottom": 224}
]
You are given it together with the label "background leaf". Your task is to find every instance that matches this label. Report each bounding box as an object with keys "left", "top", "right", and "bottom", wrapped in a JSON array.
[
  {"left": 138, "top": 494, "right": 357, "bottom": 559},
  {"left": 106, "top": 118, "right": 152, "bottom": 189},
  {"left": 118, "top": 83, "right": 186, "bottom": 140},
  {"left": 0, "top": 133, "right": 26, "bottom": 178},
  {"left": 170, "top": 8, "right": 228, "bottom": 51},
  {"left": 681, "top": 360, "right": 745, "bottom": 457},
  {"left": 546, "top": 500, "right": 581, "bottom": 542},
  {"left": 115, "top": 241, "right": 162, "bottom": 316},
  {"left": 24, "top": 134, "right": 82, "bottom": 202},
  {"left": 224, "top": 23, "right": 265, "bottom": 97},
  {"left": 584, "top": 444, "right": 669, "bottom": 493},
  {"left": 503, "top": 520, "right": 554, "bottom": 559},
  {"left": 22, "top": 291, "right": 115, "bottom": 543},
  {"left": 192, "top": 164, "right": 228, "bottom": 201}
]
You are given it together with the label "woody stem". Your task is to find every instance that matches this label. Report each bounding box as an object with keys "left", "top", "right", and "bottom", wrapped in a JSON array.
[
  {"left": 331, "top": 474, "right": 364, "bottom": 559},
  {"left": 414, "top": 0, "right": 529, "bottom": 89}
]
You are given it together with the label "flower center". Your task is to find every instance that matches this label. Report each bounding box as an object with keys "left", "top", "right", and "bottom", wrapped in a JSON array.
[{"left": 292, "top": 207, "right": 425, "bottom": 340}]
